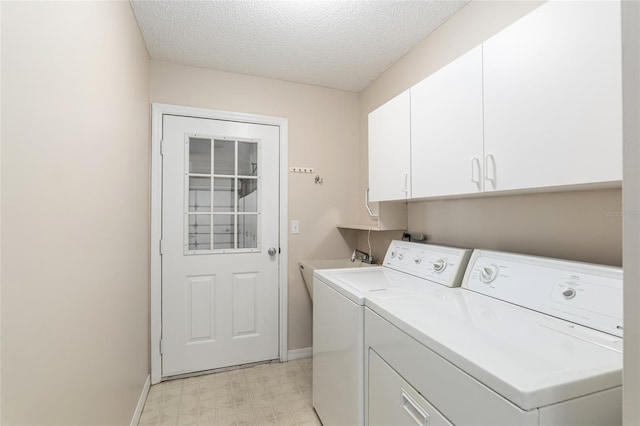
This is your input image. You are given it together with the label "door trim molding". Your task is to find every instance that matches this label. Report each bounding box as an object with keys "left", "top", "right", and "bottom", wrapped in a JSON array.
[{"left": 150, "top": 103, "right": 289, "bottom": 384}]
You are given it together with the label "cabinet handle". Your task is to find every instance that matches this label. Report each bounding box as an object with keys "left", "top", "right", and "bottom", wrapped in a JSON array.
[
  {"left": 470, "top": 157, "right": 481, "bottom": 188},
  {"left": 485, "top": 154, "right": 496, "bottom": 189},
  {"left": 401, "top": 389, "right": 429, "bottom": 426},
  {"left": 401, "top": 172, "right": 409, "bottom": 194}
]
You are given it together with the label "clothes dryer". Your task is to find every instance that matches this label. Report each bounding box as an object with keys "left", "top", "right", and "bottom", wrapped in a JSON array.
[{"left": 365, "top": 249, "right": 623, "bottom": 425}]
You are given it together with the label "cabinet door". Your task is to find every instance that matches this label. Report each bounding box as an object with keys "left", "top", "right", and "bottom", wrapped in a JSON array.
[
  {"left": 368, "top": 90, "right": 411, "bottom": 202},
  {"left": 483, "top": 0, "right": 622, "bottom": 192},
  {"left": 411, "top": 46, "right": 484, "bottom": 198}
]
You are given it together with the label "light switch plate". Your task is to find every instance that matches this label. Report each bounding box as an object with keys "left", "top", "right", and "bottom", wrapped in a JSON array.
[{"left": 291, "top": 220, "right": 300, "bottom": 234}]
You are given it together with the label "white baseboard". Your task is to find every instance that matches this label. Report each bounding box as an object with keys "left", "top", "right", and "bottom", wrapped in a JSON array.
[
  {"left": 131, "top": 374, "right": 151, "bottom": 426},
  {"left": 287, "top": 347, "right": 312, "bottom": 360}
]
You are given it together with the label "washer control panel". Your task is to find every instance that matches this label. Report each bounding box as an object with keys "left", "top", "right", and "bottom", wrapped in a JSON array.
[
  {"left": 463, "top": 249, "right": 623, "bottom": 337},
  {"left": 383, "top": 241, "right": 472, "bottom": 287}
]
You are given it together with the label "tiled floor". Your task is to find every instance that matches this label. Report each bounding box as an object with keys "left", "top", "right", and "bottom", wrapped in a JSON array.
[{"left": 139, "top": 357, "right": 320, "bottom": 426}]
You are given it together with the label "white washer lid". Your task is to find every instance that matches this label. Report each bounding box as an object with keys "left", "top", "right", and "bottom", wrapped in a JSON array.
[
  {"left": 314, "top": 267, "right": 440, "bottom": 305},
  {"left": 365, "top": 289, "right": 622, "bottom": 411}
]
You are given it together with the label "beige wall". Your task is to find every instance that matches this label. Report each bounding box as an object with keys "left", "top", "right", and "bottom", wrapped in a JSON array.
[
  {"left": 409, "top": 189, "right": 622, "bottom": 265},
  {"left": 1, "top": 2, "right": 150, "bottom": 424},
  {"left": 357, "top": 0, "right": 623, "bottom": 267},
  {"left": 150, "top": 61, "right": 360, "bottom": 350}
]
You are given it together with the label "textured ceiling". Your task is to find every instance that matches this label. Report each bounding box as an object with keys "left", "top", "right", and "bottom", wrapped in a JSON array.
[{"left": 130, "top": 0, "right": 469, "bottom": 92}]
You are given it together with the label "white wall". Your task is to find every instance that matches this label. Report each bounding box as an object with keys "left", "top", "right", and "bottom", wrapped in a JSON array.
[
  {"left": 150, "top": 61, "right": 360, "bottom": 350},
  {"left": 622, "top": 2, "right": 640, "bottom": 424},
  {"left": 1, "top": 2, "right": 150, "bottom": 424}
]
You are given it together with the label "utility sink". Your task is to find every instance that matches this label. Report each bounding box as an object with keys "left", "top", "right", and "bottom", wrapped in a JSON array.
[{"left": 298, "top": 259, "right": 376, "bottom": 301}]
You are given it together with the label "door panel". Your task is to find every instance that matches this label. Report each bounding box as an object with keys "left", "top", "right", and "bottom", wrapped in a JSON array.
[
  {"left": 187, "top": 275, "right": 215, "bottom": 341},
  {"left": 232, "top": 272, "right": 258, "bottom": 337},
  {"left": 162, "top": 115, "right": 280, "bottom": 377}
]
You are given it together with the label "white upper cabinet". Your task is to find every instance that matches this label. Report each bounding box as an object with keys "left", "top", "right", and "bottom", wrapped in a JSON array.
[
  {"left": 482, "top": 0, "right": 622, "bottom": 192},
  {"left": 367, "top": 0, "right": 621, "bottom": 202},
  {"left": 368, "top": 90, "right": 411, "bottom": 202},
  {"left": 411, "top": 46, "right": 484, "bottom": 198}
]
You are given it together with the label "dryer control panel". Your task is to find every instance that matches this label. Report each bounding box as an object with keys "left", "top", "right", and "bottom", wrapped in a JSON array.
[
  {"left": 462, "top": 250, "right": 623, "bottom": 337},
  {"left": 383, "top": 240, "right": 472, "bottom": 287}
]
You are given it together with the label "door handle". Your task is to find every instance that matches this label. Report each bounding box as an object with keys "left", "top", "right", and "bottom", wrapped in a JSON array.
[{"left": 267, "top": 247, "right": 277, "bottom": 256}]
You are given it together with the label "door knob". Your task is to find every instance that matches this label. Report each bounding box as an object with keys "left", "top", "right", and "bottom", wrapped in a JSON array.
[{"left": 268, "top": 247, "right": 277, "bottom": 256}]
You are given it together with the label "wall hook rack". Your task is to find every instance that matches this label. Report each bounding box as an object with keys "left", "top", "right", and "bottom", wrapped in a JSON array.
[{"left": 289, "top": 167, "right": 314, "bottom": 174}]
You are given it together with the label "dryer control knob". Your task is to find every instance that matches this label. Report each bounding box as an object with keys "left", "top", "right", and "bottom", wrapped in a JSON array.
[
  {"left": 433, "top": 259, "right": 447, "bottom": 273},
  {"left": 480, "top": 265, "right": 499, "bottom": 283},
  {"left": 563, "top": 288, "right": 577, "bottom": 300},
  {"left": 414, "top": 257, "right": 422, "bottom": 265},
  {"left": 390, "top": 251, "right": 397, "bottom": 259},
  {"left": 398, "top": 253, "right": 405, "bottom": 260}
]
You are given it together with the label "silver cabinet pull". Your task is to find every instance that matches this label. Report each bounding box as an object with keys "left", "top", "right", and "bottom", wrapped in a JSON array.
[
  {"left": 401, "top": 172, "right": 409, "bottom": 194},
  {"left": 471, "top": 157, "right": 482, "bottom": 189},
  {"left": 484, "top": 154, "right": 497, "bottom": 189},
  {"left": 401, "top": 389, "right": 429, "bottom": 426}
]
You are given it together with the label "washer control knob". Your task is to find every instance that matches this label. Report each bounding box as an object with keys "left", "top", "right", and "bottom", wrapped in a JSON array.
[
  {"left": 562, "top": 288, "right": 577, "bottom": 300},
  {"left": 480, "top": 265, "right": 499, "bottom": 283},
  {"left": 398, "top": 253, "right": 405, "bottom": 260},
  {"left": 390, "top": 251, "right": 397, "bottom": 259},
  {"left": 433, "top": 259, "right": 447, "bottom": 273},
  {"left": 414, "top": 257, "right": 422, "bottom": 265}
]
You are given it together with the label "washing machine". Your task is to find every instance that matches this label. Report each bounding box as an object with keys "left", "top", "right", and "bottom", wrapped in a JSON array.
[
  {"left": 365, "top": 249, "right": 623, "bottom": 425},
  {"left": 312, "top": 240, "right": 472, "bottom": 426}
]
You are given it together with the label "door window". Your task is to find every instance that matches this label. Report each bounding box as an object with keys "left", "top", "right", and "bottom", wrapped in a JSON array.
[{"left": 185, "top": 136, "right": 260, "bottom": 254}]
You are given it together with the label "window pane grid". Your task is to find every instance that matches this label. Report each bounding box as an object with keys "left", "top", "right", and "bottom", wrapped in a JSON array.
[
  {"left": 185, "top": 136, "right": 260, "bottom": 254},
  {"left": 233, "top": 141, "right": 238, "bottom": 249}
]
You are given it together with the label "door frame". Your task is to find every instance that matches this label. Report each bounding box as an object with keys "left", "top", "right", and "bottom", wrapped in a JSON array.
[{"left": 150, "top": 103, "right": 288, "bottom": 384}]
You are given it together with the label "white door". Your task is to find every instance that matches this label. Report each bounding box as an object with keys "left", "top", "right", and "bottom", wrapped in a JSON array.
[{"left": 161, "top": 114, "right": 280, "bottom": 377}]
